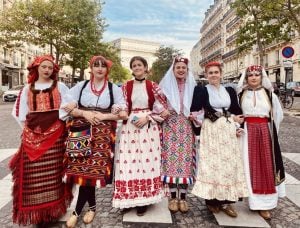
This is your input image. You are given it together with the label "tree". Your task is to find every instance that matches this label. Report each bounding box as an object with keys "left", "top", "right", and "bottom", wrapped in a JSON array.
[
  {"left": 149, "top": 46, "right": 182, "bottom": 83},
  {"left": 231, "top": 0, "right": 292, "bottom": 65},
  {"left": 264, "top": 0, "right": 300, "bottom": 35},
  {"left": 0, "top": 0, "right": 106, "bottom": 64}
]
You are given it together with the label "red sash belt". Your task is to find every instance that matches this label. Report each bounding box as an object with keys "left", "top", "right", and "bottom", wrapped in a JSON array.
[{"left": 245, "top": 117, "right": 268, "bottom": 123}]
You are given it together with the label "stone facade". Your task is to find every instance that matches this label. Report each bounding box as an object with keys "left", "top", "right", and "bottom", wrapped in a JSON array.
[
  {"left": 192, "top": 0, "right": 300, "bottom": 83},
  {"left": 110, "top": 38, "right": 160, "bottom": 70}
]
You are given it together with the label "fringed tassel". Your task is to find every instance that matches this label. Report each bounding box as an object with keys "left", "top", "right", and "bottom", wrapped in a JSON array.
[
  {"left": 10, "top": 148, "right": 74, "bottom": 226},
  {"left": 13, "top": 198, "right": 70, "bottom": 225}
]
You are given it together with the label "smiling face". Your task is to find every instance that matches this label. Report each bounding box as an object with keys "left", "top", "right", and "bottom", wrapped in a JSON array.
[
  {"left": 246, "top": 71, "right": 262, "bottom": 89},
  {"left": 92, "top": 59, "right": 108, "bottom": 80},
  {"left": 206, "top": 65, "right": 222, "bottom": 86},
  {"left": 173, "top": 62, "right": 188, "bottom": 80},
  {"left": 37, "top": 60, "right": 54, "bottom": 80},
  {"left": 131, "top": 59, "right": 147, "bottom": 79}
]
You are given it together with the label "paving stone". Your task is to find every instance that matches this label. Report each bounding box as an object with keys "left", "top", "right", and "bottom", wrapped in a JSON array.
[{"left": 213, "top": 201, "right": 270, "bottom": 227}]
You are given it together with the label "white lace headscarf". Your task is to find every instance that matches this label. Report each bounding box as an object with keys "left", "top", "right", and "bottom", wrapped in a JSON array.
[
  {"left": 237, "top": 65, "right": 273, "bottom": 94},
  {"left": 159, "top": 57, "right": 196, "bottom": 117}
]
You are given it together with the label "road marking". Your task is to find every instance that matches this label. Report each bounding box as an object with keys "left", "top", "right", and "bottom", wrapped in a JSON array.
[
  {"left": 0, "top": 148, "right": 17, "bottom": 163},
  {"left": 0, "top": 173, "right": 12, "bottom": 210}
]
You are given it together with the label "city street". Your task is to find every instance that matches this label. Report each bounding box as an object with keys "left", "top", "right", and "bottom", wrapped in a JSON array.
[{"left": 0, "top": 99, "right": 299, "bottom": 228}]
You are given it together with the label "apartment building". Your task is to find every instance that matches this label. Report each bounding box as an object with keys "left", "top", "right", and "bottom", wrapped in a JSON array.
[
  {"left": 192, "top": 0, "right": 300, "bottom": 83},
  {"left": 198, "top": 0, "right": 224, "bottom": 70},
  {"left": 110, "top": 38, "right": 160, "bottom": 71},
  {"left": 190, "top": 39, "right": 202, "bottom": 80}
]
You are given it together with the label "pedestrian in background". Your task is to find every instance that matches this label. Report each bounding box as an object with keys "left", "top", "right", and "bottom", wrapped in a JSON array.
[
  {"left": 62, "top": 55, "right": 126, "bottom": 228},
  {"left": 10, "top": 55, "right": 72, "bottom": 226},
  {"left": 237, "top": 65, "right": 285, "bottom": 220},
  {"left": 112, "top": 56, "right": 167, "bottom": 216},
  {"left": 159, "top": 57, "right": 197, "bottom": 213},
  {"left": 191, "top": 61, "right": 248, "bottom": 217}
]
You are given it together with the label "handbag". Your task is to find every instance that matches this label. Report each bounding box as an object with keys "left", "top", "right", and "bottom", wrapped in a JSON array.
[{"left": 65, "top": 122, "right": 92, "bottom": 157}]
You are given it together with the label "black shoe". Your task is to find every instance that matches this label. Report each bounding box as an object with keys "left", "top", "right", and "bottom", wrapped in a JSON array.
[{"left": 136, "top": 206, "right": 147, "bottom": 216}]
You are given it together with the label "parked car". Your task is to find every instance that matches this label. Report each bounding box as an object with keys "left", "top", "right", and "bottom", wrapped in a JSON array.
[
  {"left": 2, "top": 85, "right": 24, "bottom": 102},
  {"left": 286, "top": 81, "right": 300, "bottom": 96}
]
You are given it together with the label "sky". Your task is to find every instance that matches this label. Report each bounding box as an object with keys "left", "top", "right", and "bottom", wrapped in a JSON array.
[{"left": 102, "top": 0, "right": 214, "bottom": 56}]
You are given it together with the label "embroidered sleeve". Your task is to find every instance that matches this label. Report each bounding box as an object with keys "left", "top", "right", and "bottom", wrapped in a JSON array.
[
  {"left": 111, "top": 84, "right": 127, "bottom": 114},
  {"left": 12, "top": 84, "right": 29, "bottom": 128},
  {"left": 148, "top": 82, "right": 167, "bottom": 123},
  {"left": 190, "top": 109, "right": 204, "bottom": 127},
  {"left": 58, "top": 82, "right": 71, "bottom": 120},
  {"left": 121, "top": 82, "right": 129, "bottom": 113}
]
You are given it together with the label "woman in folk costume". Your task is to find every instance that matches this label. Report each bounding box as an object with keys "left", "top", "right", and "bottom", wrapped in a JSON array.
[
  {"left": 10, "top": 55, "right": 72, "bottom": 226},
  {"left": 159, "top": 57, "right": 197, "bottom": 213},
  {"left": 62, "top": 55, "right": 127, "bottom": 228},
  {"left": 237, "top": 65, "right": 285, "bottom": 220},
  {"left": 191, "top": 61, "right": 248, "bottom": 217},
  {"left": 112, "top": 56, "right": 167, "bottom": 216}
]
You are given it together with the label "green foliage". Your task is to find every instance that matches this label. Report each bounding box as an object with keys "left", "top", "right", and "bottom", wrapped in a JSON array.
[
  {"left": 110, "top": 65, "right": 131, "bottom": 84},
  {"left": 0, "top": 0, "right": 130, "bottom": 84},
  {"left": 149, "top": 46, "right": 182, "bottom": 83},
  {"left": 231, "top": 0, "right": 294, "bottom": 64},
  {"left": 0, "top": 0, "right": 106, "bottom": 64}
]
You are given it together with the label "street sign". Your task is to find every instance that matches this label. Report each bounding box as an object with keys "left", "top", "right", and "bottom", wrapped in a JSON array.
[
  {"left": 283, "top": 59, "right": 293, "bottom": 69},
  {"left": 282, "top": 46, "right": 294, "bottom": 58}
]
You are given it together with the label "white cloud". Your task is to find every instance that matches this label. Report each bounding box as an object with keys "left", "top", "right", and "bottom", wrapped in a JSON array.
[{"left": 102, "top": 0, "right": 214, "bottom": 55}]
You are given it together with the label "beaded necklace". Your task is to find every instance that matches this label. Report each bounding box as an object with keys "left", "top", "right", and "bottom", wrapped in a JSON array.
[{"left": 90, "top": 77, "right": 107, "bottom": 96}]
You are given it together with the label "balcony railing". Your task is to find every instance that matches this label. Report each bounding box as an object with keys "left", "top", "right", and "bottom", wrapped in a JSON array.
[
  {"left": 200, "top": 6, "right": 223, "bottom": 33},
  {"left": 222, "top": 48, "right": 238, "bottom": 59},
  {"left": 226, "top": 33, "right": 238, "bottom": 44},
  {"left": 200, "top": 49, "right": 223, "bottom": 65},
  {"left": 201, "top": 34, "right": 222, "bottom": 52},
  {"left": 226, "top": 16, "right": 240, "bottom": 31},
  {"left": 222, "top": 8, "right": 234, "bottom": 20}
]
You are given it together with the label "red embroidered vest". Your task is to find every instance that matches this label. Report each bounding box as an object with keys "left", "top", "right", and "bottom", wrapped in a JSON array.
[{"left": 28, "top": 81, "right": 61, "bottom": 112}]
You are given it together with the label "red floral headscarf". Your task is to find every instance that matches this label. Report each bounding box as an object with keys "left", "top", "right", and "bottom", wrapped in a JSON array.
[
  {"left": 27, "top": 55, "right": 59, "bottom": 83},
  {"left": 246, "top": 65, "right": 262, "bottom": 75},
  {"left": 89, "top": 55, "right": 113, "bottom": 80}
]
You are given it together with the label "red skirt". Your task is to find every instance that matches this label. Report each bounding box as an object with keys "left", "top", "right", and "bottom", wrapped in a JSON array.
[{"left": 246, "top": 117, "right": 276, "bottom": 194}]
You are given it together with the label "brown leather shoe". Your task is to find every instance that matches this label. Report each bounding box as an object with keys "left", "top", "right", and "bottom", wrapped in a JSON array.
[
  {"left": 66, "top": 214, "right": 78, "bottom": 228},
  {"left": 178, "top": 200, "right": 189, "bottom": 213},
  {"left": 83, "top": 210, "right": 96, "bottom": 224},
  {"left": 168, "top": 198, "right": 179, "bottom": 213},
  {"left": 207, "top": 205, "right": 220, "bottom": 213},
  {"left": 220, "top": 205, "right": 238, "bottom": 217},
  {"left": 259, "top": 210, "right": 271, "bottom": 220}
]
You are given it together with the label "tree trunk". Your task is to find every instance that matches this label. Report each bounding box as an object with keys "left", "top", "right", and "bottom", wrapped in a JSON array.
[
  {"left": 79, "top": 68, "right": 85, "bottom": 81},
  {"left": 71, "top": 68, "right": 75, "bottom": 87}
]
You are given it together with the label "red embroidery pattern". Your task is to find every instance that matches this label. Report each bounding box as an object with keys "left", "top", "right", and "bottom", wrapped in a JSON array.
[{"left": 113, "top": 177, "right": 161, "bottom": 200}]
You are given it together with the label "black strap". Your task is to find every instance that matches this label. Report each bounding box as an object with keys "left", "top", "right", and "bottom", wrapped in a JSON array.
[
  {"left": 78, "top": 80, "right": 90, "bottom": 108},
  {"left": 78, "top": 80, "right": 114, "bottom": 109},
  {"left": 108, "top": 81, "right": 114, "bottom": 108}
]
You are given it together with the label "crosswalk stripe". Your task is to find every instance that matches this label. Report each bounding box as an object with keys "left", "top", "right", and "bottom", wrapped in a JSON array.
[
  {"left": 0, "top": 148, "right": 17, "bottom": 163},
  {"left": 0, "top": 173, "right": 12, "bottom": 210}
]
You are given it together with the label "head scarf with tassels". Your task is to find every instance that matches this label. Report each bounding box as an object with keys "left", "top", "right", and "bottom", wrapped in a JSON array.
[{"left": 27, "top": 55, "right": 59, "bottom": 83}]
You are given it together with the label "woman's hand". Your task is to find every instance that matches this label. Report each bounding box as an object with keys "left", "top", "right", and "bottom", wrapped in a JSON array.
[
  {"left": 236, "top": 128, "right": 244, "bottom": 137},
  {"left": 133, "top": 116, "right": 149, "bottom": 128},
  {"left": 160, "top": 110, "right": 170, "bottom": 119},
  {"left": 83, "top": 111, "right": 98, "bottom": 125},
  {"left": 118, "top": 110, "right": 128, "bottom": 120},
  {"left": 62, "top": 102, "right": 77, "bottom": 113},
  {"left": 233, "top": 114, "right": 244, "bottom": 124}
]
